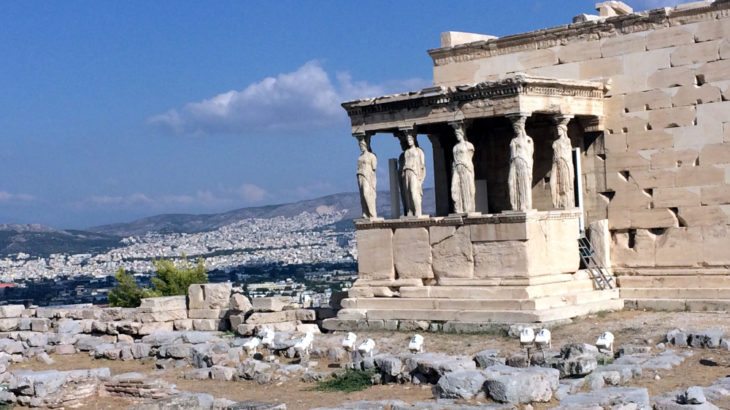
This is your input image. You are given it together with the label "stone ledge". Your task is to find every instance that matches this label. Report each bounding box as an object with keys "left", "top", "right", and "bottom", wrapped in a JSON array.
[{"left": 355, "top": 209, "right": 583, "bottom": 230}]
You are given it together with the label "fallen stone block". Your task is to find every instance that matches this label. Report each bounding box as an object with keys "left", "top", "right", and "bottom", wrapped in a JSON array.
[
  {"left": 131, "top": 343, "right": 152, "bottom": 359},
  {"left": 556, "top": 387, "right": 650, "bottom": 409},
  {"left": 139, "top": 296, "right": 187, "bottom": 312},
  {"left": 251, "top": 297, "right": 288, "bottom": 313},
  {"left": 483, "top": 365, "right": 559, "bottom": 404},
  {"left": 192, "top": 319, "right": 227, "bottom": 332},
  {"left": 183, "top": 368, "right": 211, "bottom": 380},
  {"left": 136, "top": 310, "right": 188, "bottom": 323},
  {"left": 405, "top": 353, "right": 477, "bottom": 384},
  {"left": 29, "top": 318, "right": 49, "bottom": 333},
  {"left": 141, "top": 331, "right": 183, "bottom": 347},
  {"left": 138, "top": 321, "right": 174, "bottom": 336},
  {"left": 689, "top": 329, "right": 724, "bottom": 348},
  {"left": 173, "top": 319, "right": 194, "bottom": 331},
  {"left": 374, "top": 355, "right": 403, "bottom": 378},
  {"left": 158, "top": 343, "right": 193, "bottom": 360},
  {"left": 474, "top": 349, "right": 504, "bottom": 368},
  {"left": 0, "top": 339, "right": 25, "bottom": 354},
  {"left": 432, "top": 369, "right": 487, "bottom": 400},
  {"left": 0, "top": 305, "right": 25, "bottom": 319},
  {"left": 94, "top": 343, "right": 121, "bottom": 360},
  {"left": 230, "top": 293, "right": 253, "bottom": 313},
  {"left": 210, "top": 365, "right": 237, "bottom": 381},
  {"left": 0, "top": 319, "right": 19, "bottom": 332},
  {"left": 56, "top": 319, "right": 83, "bottom": 335}
]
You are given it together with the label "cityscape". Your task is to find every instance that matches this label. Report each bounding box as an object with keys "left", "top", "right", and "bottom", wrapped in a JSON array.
[{"left": 0, "top": 208, "right": 358, "bottom": 306}]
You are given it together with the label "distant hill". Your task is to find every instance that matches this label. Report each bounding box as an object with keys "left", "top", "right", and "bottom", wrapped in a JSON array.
[
  {"left": 0, "top": 225, "right": 122, "bottom": 258},
  {"left": 89, "top": 189, "right": 436, "bottom": 237},
  {"left": 0, "top": 190, "right": 435, "bottom": 257}
]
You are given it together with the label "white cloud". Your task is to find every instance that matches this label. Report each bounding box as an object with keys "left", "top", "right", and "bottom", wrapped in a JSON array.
[
  {"left": 149, "top": 60, "right": 428, "bottom": 136},
  {"left": 236, "top": 183, "right": 268, "bottom": 203},
  {"left": 629, "top": 0, "right": 696, "bottom": 10},
  {"left": 0, "top": 191, "right": 35, "bottom": 203}
]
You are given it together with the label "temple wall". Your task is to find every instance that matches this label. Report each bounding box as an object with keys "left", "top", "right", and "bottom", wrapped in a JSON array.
[
  {"left": 355, "top": 211, "right": 581, "bottom": 283},
  {"left": 431, "top": 4, "right": 730, "bottom": 272}
]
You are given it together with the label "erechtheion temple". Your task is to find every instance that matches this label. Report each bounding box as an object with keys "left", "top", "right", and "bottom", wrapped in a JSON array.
[{"left": 324, "top": 0, "right": 730, "bottom": 331}]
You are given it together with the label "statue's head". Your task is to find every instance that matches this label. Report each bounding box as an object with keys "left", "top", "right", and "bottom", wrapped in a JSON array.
[
  {"left": 357, "top": 136, "right": 368, "bottom": 153},
  {"left": 511, "top": 115, "right": 527, "bottom": 137},
  {"left": 455, "top": 127, "right": 465, "bottom": 142},
  {"left": 557, "top": 123, "right": 569, "bottom": 139},
  {"left": 406, "top": 133, "right": 415, "bottom": 148}
]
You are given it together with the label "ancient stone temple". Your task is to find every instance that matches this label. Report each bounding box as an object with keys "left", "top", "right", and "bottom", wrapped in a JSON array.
[{"left": 325, "top": 0, "right": 730, "bottom": 331}]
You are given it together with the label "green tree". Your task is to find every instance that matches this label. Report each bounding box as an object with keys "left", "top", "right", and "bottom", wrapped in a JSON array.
[
  {"left": 148, "top": 257, "right": 208, "bottom": 297},
  {"left": 108, "top": 267, "right": 146, "bottom": 308}
]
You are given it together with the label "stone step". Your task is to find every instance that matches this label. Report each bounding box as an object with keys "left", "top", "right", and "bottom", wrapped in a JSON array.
[
  {"left": 364, "top": 308, "right": 541, "bottom": 323},
  {"left": 531, "top": 298, "right": 625, "bottom": 322},
  {"left": 358, "top": 295, "right": 624, "bottom": 324},
  {"left": 399, "top": 279, "right": 596, "bottom": 300},
  {"left": 621, "top": 288, "right": 730, "bottom": 300},
  {"left": 625, "top": 298, "right": 730, "bottom": 312},
  {"left": 617, "top": 275, "right": 730, "bottom": 289},
  {"left": 342, "top": 288, "right": 621, "bottom": 313}
]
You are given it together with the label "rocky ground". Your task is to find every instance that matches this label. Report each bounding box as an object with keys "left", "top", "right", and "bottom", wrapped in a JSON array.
[{"left": 3, "top": 309, "right": 730, "bottom": 409}]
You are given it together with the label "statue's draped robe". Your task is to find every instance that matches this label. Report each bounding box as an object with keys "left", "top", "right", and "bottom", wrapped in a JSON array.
[
  {"left": 402, "top": 147, "right": 425, "bottom": 216},
  {"left": 357, "top": 152, "right": 377, "bottom": 218},
  {"left": 550, "top": 137, "right": 574, "bottom": 209},
  {"left": 508, "top": 136, "right": 534, "bottom": 211},
  {"left": 451, "top": 141, "right": 476, "bottom": 214}
]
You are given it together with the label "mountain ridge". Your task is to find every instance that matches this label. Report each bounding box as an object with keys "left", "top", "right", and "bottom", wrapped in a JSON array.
[{"left": 88, "top": 189, "right": 435, "bottom": 237}]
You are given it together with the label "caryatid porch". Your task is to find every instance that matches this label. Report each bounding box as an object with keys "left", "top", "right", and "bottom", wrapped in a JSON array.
[{"left": 324, "top": 74, "right": 624, "bottom": 330}]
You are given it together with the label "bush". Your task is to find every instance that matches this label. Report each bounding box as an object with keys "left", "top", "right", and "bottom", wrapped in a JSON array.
[
  {"left": 147, "top": 257, "right": 208, "bottom": 297},
  {"left": 108, "top": 257, "right": 208, "bottom": 307},
  {"left": 108, "top": 268, "right": 146, "bottom": 308},
  {"left": 316, "top": 369, "right": 374, "bottom": 393}
]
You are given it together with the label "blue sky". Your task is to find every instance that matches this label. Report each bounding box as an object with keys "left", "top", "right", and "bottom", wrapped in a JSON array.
[{"left": 0, "top": 0, "right": 684, "bottom": 228}]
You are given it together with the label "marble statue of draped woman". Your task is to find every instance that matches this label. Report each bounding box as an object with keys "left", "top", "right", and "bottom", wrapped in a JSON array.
[
  {"left": 550, "top": 119, "right": 575, "bottom": 209},
  {"left": 356, "top": 136, "right": 377, "bottom": 219},
  {"left": 508, "top": 116, "right": 534, "bottom": 211},
  {"left": 450, "top": 123, "right": 476, "bottom": 214}
]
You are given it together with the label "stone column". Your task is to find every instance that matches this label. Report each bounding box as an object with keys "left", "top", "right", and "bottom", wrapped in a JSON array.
[
  {"left": 427, "top": 134, "right": 450, "bottom": 216},
  {"left": 506, "top": 113, "right": 534, "bottom": 212},
  {"left": 355, "top": 132, "right": 378, "bottom": 219},
  {"left": 550, "top": 115, "right": 576, "bottom": 209},
  {"left": 397, "top": 127, "right": 427, "bottom": 217}
]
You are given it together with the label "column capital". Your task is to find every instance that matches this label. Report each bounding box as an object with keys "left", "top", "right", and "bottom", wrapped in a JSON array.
[
  {"left": 352, "top": 131, "right": 372, "bottom": 140},
  {"left": 551, "top": 114, "right": 574, "bottom": 125},
  {"left": 505, "top": 112, "right": 532, "bottom": 121}
]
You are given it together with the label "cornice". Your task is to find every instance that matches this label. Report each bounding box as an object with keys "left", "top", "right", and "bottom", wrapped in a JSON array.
[
  {"left": 427, "top": 2, "right": 730, "bottom": 67},
  {"left": 341, "top": 75, "right": 605, "bottom": 118}
]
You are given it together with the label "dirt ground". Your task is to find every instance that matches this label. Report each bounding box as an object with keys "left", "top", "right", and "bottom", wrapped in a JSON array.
[{"left": 10, "top": 310, "right": 730, "bottom": 409}]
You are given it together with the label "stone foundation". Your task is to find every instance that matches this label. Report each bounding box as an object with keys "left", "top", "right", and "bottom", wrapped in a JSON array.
[{"left": 325, "top": 210, "right": 623, "bottom": 329}]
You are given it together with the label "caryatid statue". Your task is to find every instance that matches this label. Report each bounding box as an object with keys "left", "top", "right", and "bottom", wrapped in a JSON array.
[
  {"left": 450, "top": 121, "right": 476, "bottom": 214},
  {"left": 355, "top": 133, "right": 377, "bottom": 219},
  {"left": 550, "top": 115, "right": 575, "bottom": 209},
  {"left": 507, "top": 114, "right": 534, "bottom": 212},
  {"left": 399, "top": 129, "right": 426, "bottom": 217}
]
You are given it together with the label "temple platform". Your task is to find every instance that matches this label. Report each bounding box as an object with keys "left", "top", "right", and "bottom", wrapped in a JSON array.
[{"left": 323, "top": 210, "right": 623, "bottom": 332}]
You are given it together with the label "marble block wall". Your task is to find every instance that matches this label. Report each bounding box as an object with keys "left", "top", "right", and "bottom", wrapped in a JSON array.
[
  {"left": 355, "top": 211, "right": 580, "bottom": 284},
  {"left": 429, "top": 2, "right": 730, "bottom": 272}
]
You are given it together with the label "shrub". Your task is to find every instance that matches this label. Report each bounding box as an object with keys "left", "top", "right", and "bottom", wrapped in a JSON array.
[
  {"left": 147, "top": 257, "right": 208, "bottom": 297},
  {"left": 108, "top": 257, "right": 208, "bottom": 307},
  {"left": 108, "top": 268, "right": 146, "bottom": 308},
  {"left": 316, "top": 369, "right": 374, "bottom": 393}
]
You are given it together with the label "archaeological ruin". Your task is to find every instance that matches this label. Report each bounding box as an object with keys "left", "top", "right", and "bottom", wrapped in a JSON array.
[{"left": 325, "top": 0, "right": 730, "bottom": 331}]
